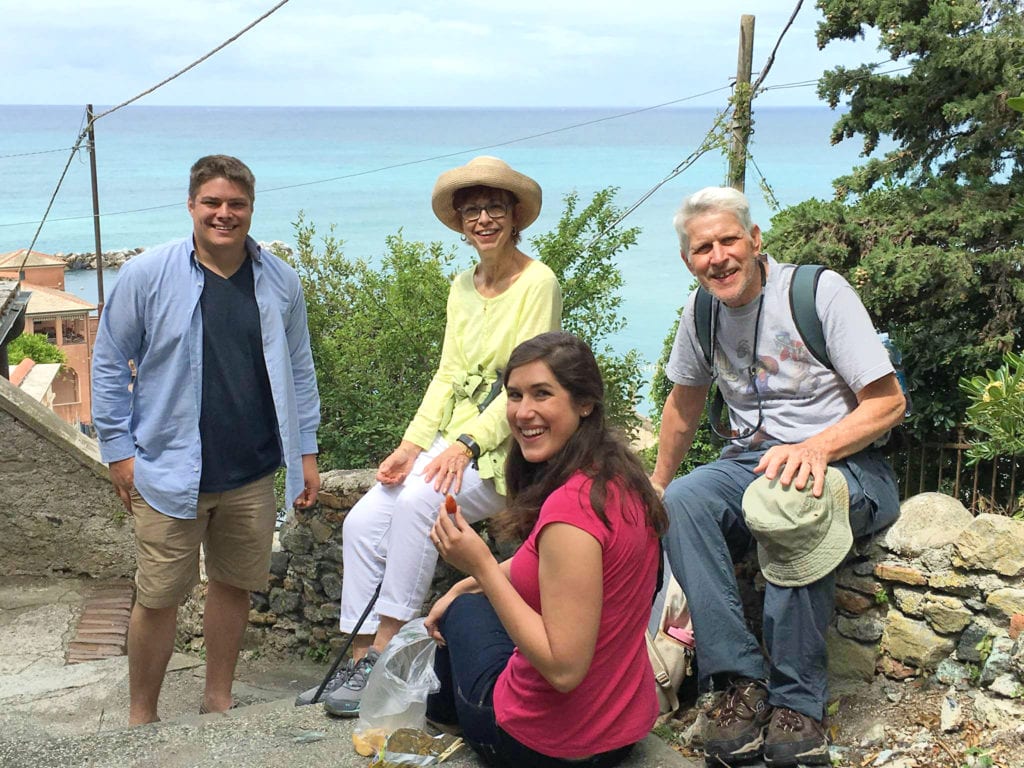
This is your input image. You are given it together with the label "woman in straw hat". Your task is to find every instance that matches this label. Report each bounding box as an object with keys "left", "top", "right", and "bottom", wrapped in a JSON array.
[{"left": 296, "top": 156, "right": 561, "bottom": 715}]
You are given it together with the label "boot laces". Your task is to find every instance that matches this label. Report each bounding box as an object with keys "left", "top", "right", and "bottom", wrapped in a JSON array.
[{"left": 775, "top": 707, "right": 806, "bottom": 733}]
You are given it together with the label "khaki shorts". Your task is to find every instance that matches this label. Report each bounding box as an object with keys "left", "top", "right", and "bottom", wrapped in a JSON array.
[{"left": 131, "top": 472, "right": 277, "bottom": 609}]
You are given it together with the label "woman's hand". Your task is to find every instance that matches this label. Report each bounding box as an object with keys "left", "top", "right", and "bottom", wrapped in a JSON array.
[
  {"left": 377, "top": 441, "right": 421, "bottom": 485},
  {"left": 424, "top": 588, "right": 459, "bottom": 645},
  {"left": 431, "top": 503, "right": 495, "bottom": 577},
  {"left": 422, "top": 443, "right": 473, "bottom": 495}
]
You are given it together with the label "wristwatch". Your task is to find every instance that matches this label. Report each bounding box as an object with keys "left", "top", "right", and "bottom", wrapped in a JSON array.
[{"left": 456, "top": 434, "right": 481, "bottom": 460}]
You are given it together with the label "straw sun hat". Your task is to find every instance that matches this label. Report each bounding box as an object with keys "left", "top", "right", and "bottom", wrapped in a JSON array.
[
  {"left": 742, "top": 468, "right": 852, "bottom": 588},
  {"left": 431, "top": 156, "right": 542, "bottom": 234}
]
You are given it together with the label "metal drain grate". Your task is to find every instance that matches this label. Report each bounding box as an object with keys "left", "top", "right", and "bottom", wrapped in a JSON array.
[{"left": 67, "top": 582, "right": 134, "bottom": 664}]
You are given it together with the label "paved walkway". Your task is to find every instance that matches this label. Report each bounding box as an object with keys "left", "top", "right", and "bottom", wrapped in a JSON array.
[{"left": 0, "top": 575, "right": 698, "bottom": 768}]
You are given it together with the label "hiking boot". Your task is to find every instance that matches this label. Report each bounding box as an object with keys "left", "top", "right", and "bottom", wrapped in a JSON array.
[
  {"left": 763, "top": 707, "right": 830, "bottom": 766},
  {"left": 324, "top": 648, "right": 380, "bottom": 717},
  {"left": 294, "top": 659, "right": 355, "bottom": 707},
  {"left": 702, "top": 678, "right": 772, "bottom": 765}
]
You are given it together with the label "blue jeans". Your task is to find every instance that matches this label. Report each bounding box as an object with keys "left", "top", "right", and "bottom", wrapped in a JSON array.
[
  {"left": 426, "top": 593, "right": 635, "bottom": 768},
  {"left": 661, "top": 448, "right": 899, "bottom": 720}
]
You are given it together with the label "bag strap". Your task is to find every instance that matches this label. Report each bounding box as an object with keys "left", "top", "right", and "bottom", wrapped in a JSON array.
[
  {"left": 789, "top": 264, "right": 832, "bottom": 370},
  {"left": 694, "top": 287, "right": 714, "bottom": 367}
]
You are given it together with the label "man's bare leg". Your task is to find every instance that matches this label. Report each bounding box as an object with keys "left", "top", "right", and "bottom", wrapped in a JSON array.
[
  {"left": 201, "top": 579, "right": 250, "bottom": 713},
  {"left": 128, "top": 602, "right": 178, "bottom": 725}
]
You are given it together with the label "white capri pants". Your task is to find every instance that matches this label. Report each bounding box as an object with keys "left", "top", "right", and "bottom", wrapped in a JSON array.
[{"left": 339, "top": 435, "right": 505, "bottom": 633}]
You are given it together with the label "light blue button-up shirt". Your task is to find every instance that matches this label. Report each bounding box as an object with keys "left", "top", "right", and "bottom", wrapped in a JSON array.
[{"left": 91, "top": 236, "right": 320, "bottom": 519}]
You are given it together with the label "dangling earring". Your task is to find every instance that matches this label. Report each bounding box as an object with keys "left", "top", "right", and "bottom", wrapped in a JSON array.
[
  {"left": 511, "top": 227, "right": 519, "bottom": 237},
  {"left": 460, "top": 235, "right": 468, "bottom": 243}
]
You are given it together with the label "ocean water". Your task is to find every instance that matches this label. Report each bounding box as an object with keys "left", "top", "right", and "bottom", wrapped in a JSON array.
[{"left": 1, "top": 105, "right": 869, "bottom": 407}]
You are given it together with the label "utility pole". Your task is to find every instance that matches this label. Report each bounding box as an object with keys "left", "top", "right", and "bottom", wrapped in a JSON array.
[
  {"left": 86, "top": 104, "right": 105, "bottom": 315},
  {"left": 727, "top": 15, "right": 755, "bottom": 192}
]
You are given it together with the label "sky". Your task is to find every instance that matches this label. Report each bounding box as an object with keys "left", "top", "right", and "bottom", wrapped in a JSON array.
[{"left": 0, "top": 0, "right": 884, "bottom": 108}]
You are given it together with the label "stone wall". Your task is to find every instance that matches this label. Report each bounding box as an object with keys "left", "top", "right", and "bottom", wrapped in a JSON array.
[
  {"left": 827, "top": 493, "right": 1024, "bottom": 708},
  {"left": 235, "top": 473, "right": 1024, "bottom": 714},
  {"left": 0, "top": 375, "right": 134, "bottom": 578}
]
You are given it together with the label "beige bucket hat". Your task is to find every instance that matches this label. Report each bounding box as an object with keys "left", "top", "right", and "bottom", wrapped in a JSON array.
[
  {"left": 742, "top": 468, "right": 852, "bottom": 587},
  {"left": 431, "top": 156, "right": 542, "bottom": 233}
]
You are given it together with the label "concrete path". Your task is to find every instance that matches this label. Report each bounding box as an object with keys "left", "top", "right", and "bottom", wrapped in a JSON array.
[{"left": 0, "top": 576, "right": 699, "bottom": 767}]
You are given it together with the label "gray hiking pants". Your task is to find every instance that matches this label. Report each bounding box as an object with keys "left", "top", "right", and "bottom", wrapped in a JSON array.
[{"left": 662, "top": 447, "right": 899, "bottom": 720}]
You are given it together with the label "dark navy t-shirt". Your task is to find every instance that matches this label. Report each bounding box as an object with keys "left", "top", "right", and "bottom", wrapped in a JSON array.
[{"left": 198, "top": 257, "right": 281, "bottom": 492}]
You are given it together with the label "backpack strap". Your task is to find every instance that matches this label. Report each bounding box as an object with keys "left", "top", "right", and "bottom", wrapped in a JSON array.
[
  {"left": 694, "top": 286, "right": 714, "bottom": 367},
  {"left": 789, "top": 264, "right": 832, "bottom": 370}
]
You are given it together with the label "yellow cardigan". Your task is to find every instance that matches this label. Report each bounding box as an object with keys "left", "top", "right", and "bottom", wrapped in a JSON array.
[{"left": 402, "top": 259, "right": 562, "bottom": 495}]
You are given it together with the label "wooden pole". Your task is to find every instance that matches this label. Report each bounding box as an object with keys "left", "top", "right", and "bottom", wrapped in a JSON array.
[
  {"left": 728, "top": 15, "right": 755, "bottom": 192},
  {"left": 86, "top": 104, "right": 105, "bottom": 315}
]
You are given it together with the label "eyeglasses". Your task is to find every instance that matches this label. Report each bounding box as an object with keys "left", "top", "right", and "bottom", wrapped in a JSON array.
[{"left": 458, "top": 203, "right": 510, "bottom": 222}]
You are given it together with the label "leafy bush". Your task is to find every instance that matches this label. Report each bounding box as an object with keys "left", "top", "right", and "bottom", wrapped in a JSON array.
[
  {"left": 959, "top": 350, "right": 1024, "bottom": 463},
  {"left": 7, "top": 333, "right": 66, "bottom": 366}
]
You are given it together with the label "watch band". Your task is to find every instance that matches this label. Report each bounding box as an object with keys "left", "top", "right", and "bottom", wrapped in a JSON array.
[{"left": 456, "top": 434, "right": 481, "bottom": 460}]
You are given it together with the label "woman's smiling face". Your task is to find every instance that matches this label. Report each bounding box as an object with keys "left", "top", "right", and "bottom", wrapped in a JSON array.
[{"left": 506, "top": 359, "right": 588, "bottom": 463}]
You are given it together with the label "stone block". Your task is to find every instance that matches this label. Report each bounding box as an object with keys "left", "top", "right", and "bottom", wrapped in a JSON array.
[
  {"left": 956, "top": 622, "right": 993, "bottom": 663},
  {"left": 269, "top": 550, "right": 290, "bottom": 577},
  {"left": 877, "top": 656, "right": 918, "bottom": 680},
  {"left": 826, "top": 628, "right": 877, "bottom": 682},
  {"left": 318, "top": 469, "right": 377, "bottom": 508},
  {"left": 935, "top": 658, "right": 972, "bottom": 688},
  {"left": 837, "top": 570, "right": 880, "bottom": 596},
  {"left": 986, "top": 589, "right": 1024, "bottom": 621},
  {"left": 279, "top": 526, "right": 314, "bottom": 555},
  {"left": 1010, "top": 614, "right": 1024, "bottom": 640},
  {"left": 837, "top": 615, "right": 885, "bottom": 642},
  {"left": 980, "top": 636, "right": 1015, "bottom": 685},
  {"left": 320, "top": 543, "right": 345, "bottom": 563},
  {"left": 268, "top": 587, "right": 301, "bottom": 616},
  {"left": 883, "top": 493, "right": 973, "bottom": 556},
  {"left": 307, "top": 517, "right": 335, "bottom": 544},
  {"left": 875, "top": 563, "right": 928, "bottom": 586},
  {"left": 893, "top": 588, "right": 926, "bottom": 617},
  {"left": 953, "top": 514, "right": 1024, "bottom": 577},
  {"left": 921, "top": 594, "right": 974, "bottom": 635},
  {"left": 321, "top": 571, "right": 342, "bottom": 601},
  {"left": 836, "top": 587, "right": 875, "bottom": 615},
  {"left": 881, "top": 609, "right": 957, "bottom": 669},
  {"left": 927, "top": 572, "right": 976, "bottom": 598}
]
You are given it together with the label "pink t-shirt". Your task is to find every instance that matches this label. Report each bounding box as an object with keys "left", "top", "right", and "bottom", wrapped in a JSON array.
[{"left": 492, "top": 472, "right": 660, "bottom": 758}]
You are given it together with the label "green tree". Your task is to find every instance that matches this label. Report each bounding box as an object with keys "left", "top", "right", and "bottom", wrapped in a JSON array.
[
  {"left": 816, "top": 0, "right": 1024, "bottom": 193},
  {"left": 280, "top": 216, "right": 454, "bottom": 470},
  {"left": 283, "top": 187, "right": 646, "bottom": 470},
  {"left": 763, "top": 0, "right": 1024, "bottom": 437},
  {"left": 7, "top": 333, "right": 66, "bottom": 366}
]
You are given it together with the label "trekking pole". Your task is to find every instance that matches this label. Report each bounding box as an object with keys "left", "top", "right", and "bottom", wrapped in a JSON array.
[{"left": 308, "top": 581, "right": 382, "bottom": 705}]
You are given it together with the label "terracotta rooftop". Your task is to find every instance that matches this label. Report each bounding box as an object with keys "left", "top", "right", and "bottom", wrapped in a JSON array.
[
  {"left": 23, "top": 282, "right": 96, "bottom": 316},
  {"left": 0, "top": 249, "right": 67, "bottom": 270}
]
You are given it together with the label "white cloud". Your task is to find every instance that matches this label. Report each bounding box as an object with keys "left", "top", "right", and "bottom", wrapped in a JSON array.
[{"left": 0, "top": 0, "right": 883, "bottom": 107}]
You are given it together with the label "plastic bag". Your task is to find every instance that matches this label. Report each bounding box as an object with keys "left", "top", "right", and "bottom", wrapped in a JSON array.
[{"left": 355, "top": 618, "right": 441, "bottom": 736}]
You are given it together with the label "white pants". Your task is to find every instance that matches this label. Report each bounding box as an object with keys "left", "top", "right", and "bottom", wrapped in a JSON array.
[{"left": 339, "top": 435, "right": 505, "bottom": 633}]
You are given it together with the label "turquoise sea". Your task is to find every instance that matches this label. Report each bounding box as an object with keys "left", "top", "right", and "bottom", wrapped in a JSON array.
[{"left": 0, "top": 105, "right": 870, "bottom": 407}]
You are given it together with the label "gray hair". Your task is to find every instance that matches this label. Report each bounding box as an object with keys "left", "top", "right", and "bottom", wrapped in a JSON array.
[{"left": 672, "top": 186, "right": 754, "bottom": 254}]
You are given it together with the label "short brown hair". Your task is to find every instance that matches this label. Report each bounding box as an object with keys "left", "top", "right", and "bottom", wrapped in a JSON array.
[{"left": 188, "top": 155, "right": 256, "bottom": 203}]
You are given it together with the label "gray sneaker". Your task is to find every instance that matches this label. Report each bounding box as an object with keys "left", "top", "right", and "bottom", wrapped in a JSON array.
[
  {"left": 324, "top": 648, "right": 380, "bottom": 717},
  {"left": 294, "top": 659, "right": 354, "bottom": 707}
]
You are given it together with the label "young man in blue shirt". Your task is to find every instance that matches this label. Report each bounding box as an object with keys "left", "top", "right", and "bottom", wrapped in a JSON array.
[{"left": 92, "top": 155, "right": 320, "bottom": 725}]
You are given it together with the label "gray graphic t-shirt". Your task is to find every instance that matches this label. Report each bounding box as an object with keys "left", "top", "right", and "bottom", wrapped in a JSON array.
[{"left": 666, "top": 256, "right": 893, "bottom": 453}]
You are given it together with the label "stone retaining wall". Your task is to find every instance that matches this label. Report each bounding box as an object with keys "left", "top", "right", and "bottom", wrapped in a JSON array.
[
  {"left": 237, "top": 475, "right": 1024, "bottom": 709},
  {"left": 243, "top": 469, "right": 482, "bottom": 656},
  {"left": 827, "top": 492, "right": 1024, "bottom": 706}
]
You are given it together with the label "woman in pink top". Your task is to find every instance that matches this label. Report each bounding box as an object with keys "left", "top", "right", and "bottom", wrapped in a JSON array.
[{"left": 426, "top": 332, "right": 667, "bottom": 768}]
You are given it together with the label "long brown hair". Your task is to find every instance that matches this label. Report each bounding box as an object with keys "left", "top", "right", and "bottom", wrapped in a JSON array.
[{"left": 494, "top": 331, "right": 668, "bottom": 542}]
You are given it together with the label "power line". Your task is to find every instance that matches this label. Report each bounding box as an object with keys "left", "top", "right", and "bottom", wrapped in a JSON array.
[{"left": 0, "top": 147, "right": 78, "bottom": 160}]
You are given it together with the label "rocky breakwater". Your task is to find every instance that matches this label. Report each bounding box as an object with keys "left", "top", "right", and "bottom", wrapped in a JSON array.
[{"left": 58, "top": 241, "right": 294, "bottom": 270}]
